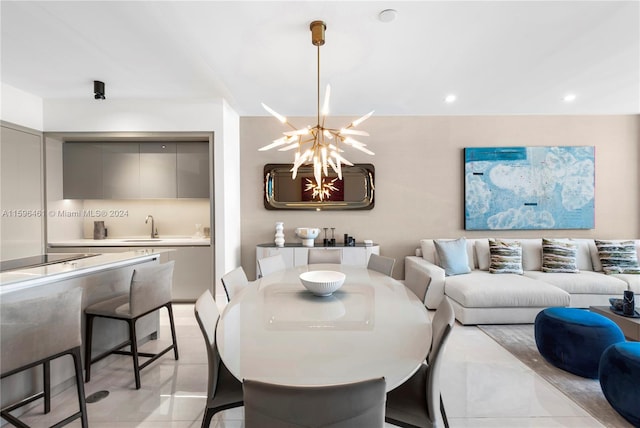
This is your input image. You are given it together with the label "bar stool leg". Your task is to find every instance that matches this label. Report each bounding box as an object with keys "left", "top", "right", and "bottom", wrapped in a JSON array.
[
  {"left": 167, "top": 303, "right": 179, "bottom": 360},
  {"left": 84, "top": 314, "right": 94, "bottom": 382},
  {"left": 71, "top": 347, "right": 89, "bottom": 428},
  {"left": 128, "top": 320, "right": 141, "bottom": 389},
  {"left": 43, "top": 360, "right": 51, "bottom": 414}
]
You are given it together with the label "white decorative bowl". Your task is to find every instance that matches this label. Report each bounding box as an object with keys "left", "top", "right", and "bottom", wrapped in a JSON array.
[
  {"left": 299, "top": 270, "right": 346, "bottom": 297},
  {"left": 295, "top": 227, "right": 320, "bottom": 247}
]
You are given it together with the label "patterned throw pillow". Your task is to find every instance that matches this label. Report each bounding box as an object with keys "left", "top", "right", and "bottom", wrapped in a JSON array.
[
  {"left": 542, "top": 238, "right": 579, "bottom": 273},
  {"left": 595, "top": 240, "right": 640, "bottom": 274},
  {"left": 489, "top": 239, "right": 523, "bottom": 274}
]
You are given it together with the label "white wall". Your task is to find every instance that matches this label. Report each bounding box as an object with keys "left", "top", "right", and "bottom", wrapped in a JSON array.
[
  {"left": 0, "top": 83, "right": 43, "bottom": 131},
  {"left": 213, "top": 99, "right": 241, "bottom": 302}
]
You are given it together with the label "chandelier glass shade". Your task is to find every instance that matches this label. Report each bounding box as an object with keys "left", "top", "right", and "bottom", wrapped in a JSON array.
[{"left": 259, "top": 20, "right": 374, "bottom": 189}]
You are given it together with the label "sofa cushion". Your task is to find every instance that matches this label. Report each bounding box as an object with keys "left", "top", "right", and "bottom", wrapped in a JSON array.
[
  {"left": 489, "top": 239, "right": 523, "bottom": 274},
  {"left": 445, "top": 271, "right": 570, "bottom": 308},
  {"left": 595, "top": 240, "right": 640, "bottom": 274},
  {"left": 434, "top": 238, "right": 471, "bottom": 276},
  {"left": 524, "top": 271, "right": 628, "bottom": 294},
  {"left": 591, "top": 240, "right": 640, "bottom": 272},
  {"left": 542, "top": 238, "right": 579, "bottom": 273},
  {"left": 476, "top": 238, "right": 542, "bottom": 271},
  {"left": 611, "top": 274, "right": 640, "bottom": 293},
  {"left": 420, "top": 239, "right": 475, "bottom": 269}
]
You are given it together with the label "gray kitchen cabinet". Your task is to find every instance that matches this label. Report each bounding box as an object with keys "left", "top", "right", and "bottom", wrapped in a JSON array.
[
  {"left": 102, "top": 143, "right": 140, "bottom": 199},
  {"left": 48, "top": 245, "right": 213, "bottom": 301},
  {"left": 140, "top": 142, "right": 177, "bottom": 198},
  {"left": 63, "top": 141, "right": 209, "bottom": 199},
  {"left": 1, "top": 124, "right": 44, "bottom": 259},
  {"left": 177, "top": 142, "right": 210, "bottom": 198},
  {"left": 63, "top": 142, "right": 103, "bottom": 199}
]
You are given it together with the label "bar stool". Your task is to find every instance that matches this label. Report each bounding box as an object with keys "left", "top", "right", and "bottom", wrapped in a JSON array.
[
  {"left": 1, "top": 288, "right": 88, "bottom": 428},
  {"left": 84, "top": 261, "right": 178, "bottom": 390}
]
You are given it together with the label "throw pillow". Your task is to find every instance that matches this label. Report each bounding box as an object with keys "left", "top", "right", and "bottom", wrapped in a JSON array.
[
  {"left": 542, "top": 238, "right": 579, "bottom": 273},
  {"left": 595, "top": 240, "right": 640, "bottom": 274},
  {"left": 433, "top": 238, "right": 471, "bottom": 276},
  {"left": 489, "top": 239, "right": 523, "bottom": 274}
]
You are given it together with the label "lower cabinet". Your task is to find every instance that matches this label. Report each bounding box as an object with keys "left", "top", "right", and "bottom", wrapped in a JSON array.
[
  {"left": 255, "top": 244, "right": 380, "bottom": 278},
  {"left": 48, "top": 246, "right": 212, "bottom": 301}
]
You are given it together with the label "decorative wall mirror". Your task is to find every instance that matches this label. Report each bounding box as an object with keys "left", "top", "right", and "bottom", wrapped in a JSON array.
[{"left": 264, "top": 163, "right": 375, "bottom": 210}]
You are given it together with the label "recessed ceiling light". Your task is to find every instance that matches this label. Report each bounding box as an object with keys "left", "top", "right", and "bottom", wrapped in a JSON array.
[
  {"left": 444, "top": 94, "right": 457, "bottom": 103},
  {"left": 378, "top": 9, "right": 397, "bottom": 23},
  {"left": 563, "top": 93, "right": 577, "bottom": 102}
]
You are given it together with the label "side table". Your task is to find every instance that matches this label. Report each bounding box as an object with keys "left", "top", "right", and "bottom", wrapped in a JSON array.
[{"left": 590, "top": 306, "right": 640, "bottom": 341}]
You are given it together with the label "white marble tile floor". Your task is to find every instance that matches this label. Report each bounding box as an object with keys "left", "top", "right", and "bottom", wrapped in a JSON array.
[{"left": 12, "top": 304, "right": 603, "bottom": 428}]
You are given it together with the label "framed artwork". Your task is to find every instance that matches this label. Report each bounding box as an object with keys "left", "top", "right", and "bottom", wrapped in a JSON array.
[{"left": 464, "top": 146, "right": 595, "bottom": 230}]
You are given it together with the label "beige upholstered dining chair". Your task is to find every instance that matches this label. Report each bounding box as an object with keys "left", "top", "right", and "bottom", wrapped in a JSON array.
[
  {"left": 194, "top": 290, "right": 244, "bottom": 427},
  {"left": 257, "top": 253, "right": 286, "bottom": 277},
  {"left": 385, "top": 297, "right": 455, "bottom": 428},
  {"left": 367, "top": 253, "right": 396, "bottom": 277},
  {"left": 221, "top": 266, "right": 249, "bottom": 302},
  {"left": 243, "top": 377, "right": 386, "bottom": 428},
  {"left": 84, "top": 261, "right": 178, "bottom": 390},
  {"left": 307, "top": 248, "right": 342, "bottom": 264},
  {"left": 1, "top": 288, "right": 88, "bottom": 428}
]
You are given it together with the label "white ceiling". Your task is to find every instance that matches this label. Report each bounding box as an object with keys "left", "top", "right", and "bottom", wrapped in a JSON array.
[{"left": 2, "top": 1, "right": 639, "bottom": 116}]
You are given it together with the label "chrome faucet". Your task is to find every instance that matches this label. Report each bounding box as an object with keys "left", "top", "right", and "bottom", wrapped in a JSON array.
[{"left": 145, "top": 215, "right": 158, "bottom": 238}]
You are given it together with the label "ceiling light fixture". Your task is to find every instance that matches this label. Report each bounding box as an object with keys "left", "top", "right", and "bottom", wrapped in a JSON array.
[
  {"left": 93, "top": 80, "right": 105, "bottom": 100},
  {"left": 563, "top": 93, "right": 577, "bottom": 103},
  {"left": 259, "top": 20, "right": 374, "bottom": 188},
  {"left": 378, "top": 9, "right": 398, "bottom": 23},
  {"left": 444, "top": 94, "right": 457, "bottom": 103}
]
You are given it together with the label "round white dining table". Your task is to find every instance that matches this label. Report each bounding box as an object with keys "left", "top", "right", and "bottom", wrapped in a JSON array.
[{"left": 216, "top": 263, "right": 432, "bottom": 391}]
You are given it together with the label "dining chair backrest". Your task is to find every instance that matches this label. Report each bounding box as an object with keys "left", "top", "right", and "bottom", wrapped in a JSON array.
[
  {"left": 307, "top": 248, "right": 342, "bottom": 264},
  {"left": 194, "top": 290, "right": 244, "bottom": 427},
  {"left": 243, "top": 377, "right": 386, "bottom": 428},
  {"left": 426, "top": 297, "right": 455, "bottom": 426},
  {"left": 221, "top": 266, "right": 249, "bottom": 301},
  {"left": 367, "top": 254, "right": 396, "bottom": 277},
  {"left": 257, "top": 254, "right": 286, "bottom": 278},
  {"left": 129, "top": 261, "right": 175, "bottom": 317},
  {"left": 194, "top": 290, "right": 222, "bottom": 401}
]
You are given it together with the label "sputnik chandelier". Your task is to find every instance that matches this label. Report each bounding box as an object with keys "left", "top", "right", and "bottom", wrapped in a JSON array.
[{"left": 259, "top": 20, "right": 374, "bottom": 188}]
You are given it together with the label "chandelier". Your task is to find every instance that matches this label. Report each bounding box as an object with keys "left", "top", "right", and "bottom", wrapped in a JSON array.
[{"left": 259, "top": 20, "right": 374, "bottom": 188}]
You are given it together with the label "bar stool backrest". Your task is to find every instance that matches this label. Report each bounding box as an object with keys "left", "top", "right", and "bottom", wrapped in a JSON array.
[
  {"left": 129, "top": 261, "right": 175, "bottom": 317},
  {"left": 1, "top": 287, "right": 83, "bottom": 375}
]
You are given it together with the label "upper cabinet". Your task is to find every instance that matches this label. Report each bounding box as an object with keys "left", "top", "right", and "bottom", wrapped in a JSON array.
[
  {"left": 63, "top": 141, "right": 209, "bottom": 199},
  {"left": 63, "top": 142, "right": 103, "bottom": 199},
  {"left": 140, "top": 142, "right": 177, "bottom": 198},
  {"left": 103, "top": 142, "right": 140, "bottom": 199},
  {"left": 177, "top": 143, "right": 210, "bottom": 198}
]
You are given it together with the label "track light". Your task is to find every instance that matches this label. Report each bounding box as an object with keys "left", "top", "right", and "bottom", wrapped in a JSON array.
[{"left": 94, "top": 80, "right": 105, "bottom": 100}]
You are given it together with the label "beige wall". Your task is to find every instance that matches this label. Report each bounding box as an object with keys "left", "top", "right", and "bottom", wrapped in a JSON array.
[{"left": 240, "top": 115, "right": 640, "bottom": 280}]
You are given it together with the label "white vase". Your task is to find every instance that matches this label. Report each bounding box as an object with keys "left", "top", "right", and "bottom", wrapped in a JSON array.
[{"left": 274, "top": 222, "right": 285, "bottom": 247}]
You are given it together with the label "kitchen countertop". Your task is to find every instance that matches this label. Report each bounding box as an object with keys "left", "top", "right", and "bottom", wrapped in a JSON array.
[
  {"left": 49, "top": 236, "right": 211, "bottom": 247},
  {"left": 0, "top": 250, "right": 169, "bottom": 294}
]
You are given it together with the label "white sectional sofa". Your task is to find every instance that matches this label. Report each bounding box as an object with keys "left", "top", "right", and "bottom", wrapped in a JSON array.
[{"left": 404, "top": 238, "right": 640, "bottom": 325}]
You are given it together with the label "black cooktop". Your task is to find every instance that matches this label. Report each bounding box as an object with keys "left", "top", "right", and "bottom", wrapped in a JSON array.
[{"left": 0, "top": 253, "right": 99, "bottom": 273}]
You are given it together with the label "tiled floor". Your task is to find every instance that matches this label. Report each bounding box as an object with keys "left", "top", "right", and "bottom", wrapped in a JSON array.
[{"left": 15, "top": 304, "right": 603, "bottom": 428}]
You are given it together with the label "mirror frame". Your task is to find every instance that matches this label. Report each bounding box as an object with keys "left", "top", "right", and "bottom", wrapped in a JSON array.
[{"left": 264, "top": 163, "right": 375, "bottom": 210}]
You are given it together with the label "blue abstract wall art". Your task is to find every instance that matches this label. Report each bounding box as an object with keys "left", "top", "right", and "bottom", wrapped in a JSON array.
[{"left": 464, "top": 146, "right": 595, "bottom": 230}]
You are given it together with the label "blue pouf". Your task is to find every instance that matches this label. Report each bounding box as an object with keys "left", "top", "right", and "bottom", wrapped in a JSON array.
[
  {"left": 534, "top": 308, "right": 625, "bottom": 379},
  {"left": 599, "top": 342, "right": 640, "bottom": 427}
]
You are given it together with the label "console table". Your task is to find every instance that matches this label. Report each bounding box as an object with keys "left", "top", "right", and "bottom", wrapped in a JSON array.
[{"left": 256, "top": 243, "right": 379, "bottom": 275}]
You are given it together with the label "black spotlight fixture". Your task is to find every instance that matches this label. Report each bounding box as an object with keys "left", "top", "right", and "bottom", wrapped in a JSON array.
[{"left": 93, "top": 80, "right": 105, "bottom": 99}]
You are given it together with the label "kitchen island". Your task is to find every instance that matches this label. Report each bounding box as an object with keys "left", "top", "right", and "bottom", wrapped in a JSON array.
[{"left": 1, "top": 250, "right": 169, "bottom": 413}]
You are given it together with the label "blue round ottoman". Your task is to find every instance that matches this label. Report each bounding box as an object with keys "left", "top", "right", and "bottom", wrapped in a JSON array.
[
  {"left": 599, "top": 342, "right": 640, "bottom": 427},
  {"left": 534, "top": 308, "right": 625, "bottom": 378}
]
